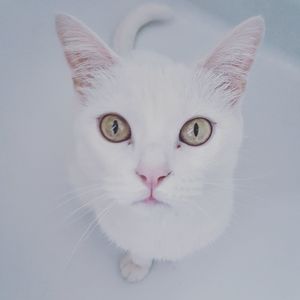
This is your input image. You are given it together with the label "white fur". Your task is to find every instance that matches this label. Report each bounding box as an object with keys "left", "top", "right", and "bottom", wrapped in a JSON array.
[
  {"left": 120, "top": 252, "right": 152, "bottom": 282},
  {"left": 113, "top": 3, "right": 174, "bottom": 55},
  {"left": 56, "top": 3, "right": 264, "bottom": 281}
]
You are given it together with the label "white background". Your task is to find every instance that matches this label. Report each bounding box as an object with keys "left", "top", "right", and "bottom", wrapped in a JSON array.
[{"left": 1, "top": 0, "right": 299, "bottom": 299}]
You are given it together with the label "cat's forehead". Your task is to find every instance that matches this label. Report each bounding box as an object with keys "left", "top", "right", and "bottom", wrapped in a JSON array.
[{"left": 110, "top": 56, "right": 197, "bottom": 120}]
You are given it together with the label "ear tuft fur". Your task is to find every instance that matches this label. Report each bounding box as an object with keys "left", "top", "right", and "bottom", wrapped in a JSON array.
[
  {"left": 55, "top": 13, "right": 119, "bottom": 100},
  {"left": 202, "top": 16, "right": 265, "bottom": 105}
]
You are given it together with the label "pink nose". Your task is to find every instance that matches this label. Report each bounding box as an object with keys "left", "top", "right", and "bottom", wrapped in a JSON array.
[{"left": 136, "top": 168, "right": 171, "bottom": 190}]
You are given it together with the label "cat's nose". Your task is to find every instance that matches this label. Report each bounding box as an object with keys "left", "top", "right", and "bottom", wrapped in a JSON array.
[{"left": 135, "top": 167, "right": 171, "bottom": 190}]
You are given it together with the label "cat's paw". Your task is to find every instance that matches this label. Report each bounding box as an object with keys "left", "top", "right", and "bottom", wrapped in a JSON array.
[{"left": 119, "top": 253, "right": 152, "bottom": 283}]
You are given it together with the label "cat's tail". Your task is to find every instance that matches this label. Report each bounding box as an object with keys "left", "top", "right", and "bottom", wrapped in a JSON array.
[{"left": 113, "top": 3, "right": 174, "bottom": 55}]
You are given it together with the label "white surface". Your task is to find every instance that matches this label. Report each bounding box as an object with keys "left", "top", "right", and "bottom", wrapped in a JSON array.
[{"left": 0, "top": 0, "right": 299, "bottom": 299}]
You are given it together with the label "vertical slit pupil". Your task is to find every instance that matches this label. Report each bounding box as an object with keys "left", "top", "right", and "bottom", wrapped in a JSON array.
[
  {"left": 193, "top": 122, "right": 199, "bottom": 137},
  {"left": 112, "top": 120, "right": 118, "bottom": 134}
]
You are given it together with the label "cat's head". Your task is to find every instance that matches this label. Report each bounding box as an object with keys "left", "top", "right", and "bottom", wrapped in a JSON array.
[{"left": 56, "top": 14, "right": 264, "bottom": 224}]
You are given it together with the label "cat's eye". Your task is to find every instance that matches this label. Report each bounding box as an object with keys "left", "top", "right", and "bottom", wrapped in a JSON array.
[
  {"left": 99, "top": 114, "right": 131, "bottom": 143},
  {"left": 179, "top": 117, "right": 213, "bottom": 146}
]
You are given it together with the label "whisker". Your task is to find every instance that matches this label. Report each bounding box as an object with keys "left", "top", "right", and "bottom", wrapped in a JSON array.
[
  {"left": 66, "top": 217, "right": 99, "bottom": 268},
  {"left": 56, "top": 183, "right": 100, "bottom": 200},
  {"left": 204, "top": 182, "right": 236, "bottom": 191},
  {"left": 54, "top": 186, "right": 104, "bottom": 210},
  {"left": 64, "top": 206, "right": 92, "bottom": 226},
  {"left": 231, "top": 173, "right": 273, "bottom": 181},
  {"left": 66, "top": 201, "right": 115, "bottom": 267},
  {"left": 63, "top": 193, "right": 108, "bottom": 223}
]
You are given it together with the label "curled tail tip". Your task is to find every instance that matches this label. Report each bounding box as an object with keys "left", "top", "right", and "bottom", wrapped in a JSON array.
[
  {"left": 140, "top": 2, "right": 175, "bottom": 19},
  {"left": 113, "top": 3, "right": 175, "bottom": 55}
]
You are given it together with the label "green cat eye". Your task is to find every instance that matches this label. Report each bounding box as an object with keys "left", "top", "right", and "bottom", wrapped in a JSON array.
[
  {"left": 179, "top": 117, "right": 213, "bottom": 146},
  {"left": 99, "top": 113, "right": 131, "bottom": 143}
]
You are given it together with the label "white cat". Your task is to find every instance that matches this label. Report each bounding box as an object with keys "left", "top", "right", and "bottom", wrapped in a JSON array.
[{"left": 56, "top": 3, "right": 264, "bottom": 282}]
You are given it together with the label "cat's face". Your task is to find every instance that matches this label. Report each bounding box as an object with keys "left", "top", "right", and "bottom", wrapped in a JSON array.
[{"left": 75, "top": 55, "right": 243, "bottom": 215}]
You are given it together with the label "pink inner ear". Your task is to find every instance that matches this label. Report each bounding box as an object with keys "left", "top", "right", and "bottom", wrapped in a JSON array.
[
  {"left": 56, "top": 14, "right": 119, "bottom": 98},
  {"left": 67, "top": 48, "right": 115, "bottom": 95},
  {"left": 202, "top": 16, "right": 265, "bottom": 104}
]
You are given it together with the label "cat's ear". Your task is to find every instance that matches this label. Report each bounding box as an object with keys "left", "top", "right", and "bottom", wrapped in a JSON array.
[
  {"left": 55, "top": 14, "right": 119, "bottom": 100},
  {"left": 200, "top": 16, "right": 265, "bottom": 105}
]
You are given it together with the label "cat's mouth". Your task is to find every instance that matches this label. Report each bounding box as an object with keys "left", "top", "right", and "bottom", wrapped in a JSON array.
[{"left": 133, "top": 196, "right": 170, "bottom": 207}]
